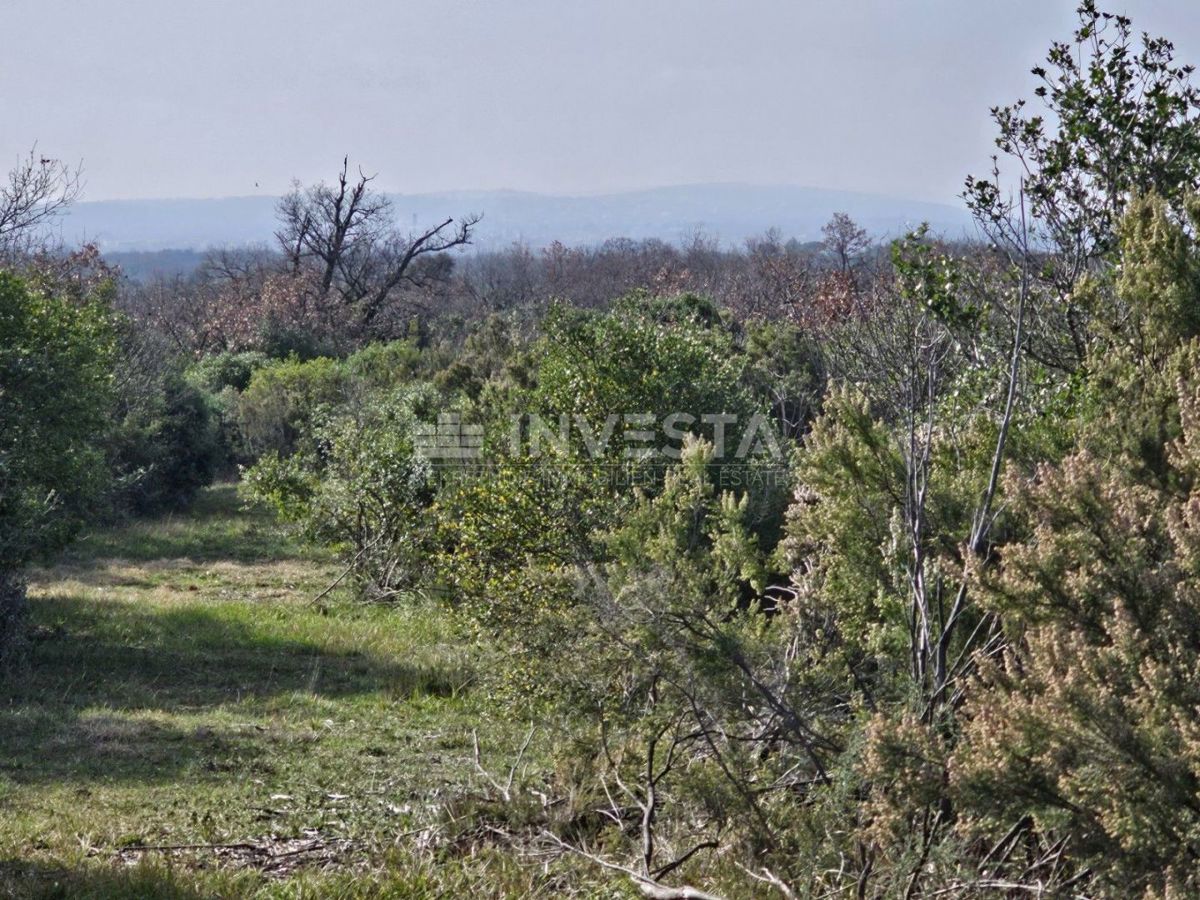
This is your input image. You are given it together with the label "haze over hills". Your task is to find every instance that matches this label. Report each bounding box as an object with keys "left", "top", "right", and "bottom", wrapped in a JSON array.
[{"left": 59, "top": 184, "right": 975, "bottom": 258}]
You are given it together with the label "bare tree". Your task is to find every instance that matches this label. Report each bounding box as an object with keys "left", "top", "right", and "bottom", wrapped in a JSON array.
[
  {"left": 460, "top": 241, "right": 540, "bottom": 312},
  {"left": 734, "top": 229, "right": 815, "bottom": 319},
  {"left": 0, "top": 146, "right": 82, "bottom": 257},
  {"left": 274, "top": 158, "right": 479, "bottom": 334},
  {"left": 821, "top": 212, "right": 870, "bottom": 274}
]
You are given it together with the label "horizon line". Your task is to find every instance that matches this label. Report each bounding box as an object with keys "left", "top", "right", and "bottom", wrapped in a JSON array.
[{"left": 71, "top": 180, "right": 971, "bottom": 211}]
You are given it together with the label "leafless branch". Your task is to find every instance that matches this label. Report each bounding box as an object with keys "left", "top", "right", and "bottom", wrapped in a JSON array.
[
  {"left": 540, "top": 830, "right": 726, "bottom": 900},
  {"left": 0, "top": 145, "right": 83, "bottom": 255}
]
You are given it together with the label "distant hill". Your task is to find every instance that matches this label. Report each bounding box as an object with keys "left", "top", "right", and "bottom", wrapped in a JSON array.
[{"left": 56, "top": 184, "right": 975, "bottom": 256}]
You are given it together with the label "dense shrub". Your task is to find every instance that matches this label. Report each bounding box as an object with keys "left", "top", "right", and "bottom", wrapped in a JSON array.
[
  {"left": 533, "top": 295, "right": 789, "bottom": 538},
  {"left": 256, "top": 320, "right": 341, "bottom": 361},
  {"left": 108, "top": 9, "right": 1200, "bottom": 889},
  {"left": 235, "top": 355, "right": 346, "bottom": 459},
  {"left": 342, "top": 338, "right": 425, "bottom": 389},
  {"left": 0, "top": 271, "right": 116, "bottom": 662},
  {"left": 243, "top": 386, "right": 440, "bottom": 600},
  {"left": 107, "top": 368, "right": 223, "bottom": 514},
  {"left": 533, "top": 295, "right": 758, "bottom": 458},
  {"left": 185, "top": 350, "right": 271, "bottom": 394},
  {"left": 0, "top": 272, "right": 117, "bottom": 569}
]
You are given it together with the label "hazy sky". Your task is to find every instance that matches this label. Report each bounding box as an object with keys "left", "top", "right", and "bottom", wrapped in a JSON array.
[{"left": 5, "top": 1, "right": 1200, "bottom": 204}]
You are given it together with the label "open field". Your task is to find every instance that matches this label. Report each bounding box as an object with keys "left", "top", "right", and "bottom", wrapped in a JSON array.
[{"left": 0, "top": 486, "right": 595, "bottom": 899}]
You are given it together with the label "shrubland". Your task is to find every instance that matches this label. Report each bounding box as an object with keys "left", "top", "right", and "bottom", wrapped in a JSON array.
[{"left": 6, "top": 3, "right": 1200, "bottom": 895}]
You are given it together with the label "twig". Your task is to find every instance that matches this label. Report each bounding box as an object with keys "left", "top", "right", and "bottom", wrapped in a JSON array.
[
  {"left": 472, "top": 725, "right": 535, "bottom": 803},
  {"left": 118, "top": 842, "right": 260, "bottom": 853},
  {"left": 734, "top": 862, "right": 796, "bottom": 898},
  {"left": 541, "top": 830, "right": 725, "bottom": 900},
  {"left": 654, "top": 840, "right": 719, "bottom": 880},
  {"left": 506, "top": 725, "right": 536, "bottom": 799},
  {"left": 309, "top": 537, "right": 380, "bottom": 605}
]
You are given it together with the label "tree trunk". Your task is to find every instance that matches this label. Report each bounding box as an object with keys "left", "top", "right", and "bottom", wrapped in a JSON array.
[{"left": 0, "top": 571, "right": 28, "bottom": 672}]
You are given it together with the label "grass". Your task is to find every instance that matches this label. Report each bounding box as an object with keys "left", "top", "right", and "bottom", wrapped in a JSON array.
[{"left": 0, "top": 485, "right": 599, "bottom": 898}]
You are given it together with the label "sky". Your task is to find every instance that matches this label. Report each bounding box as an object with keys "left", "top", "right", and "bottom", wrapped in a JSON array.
[{"left": 4, "top": 0, "right": 1200, "bottom": 205}]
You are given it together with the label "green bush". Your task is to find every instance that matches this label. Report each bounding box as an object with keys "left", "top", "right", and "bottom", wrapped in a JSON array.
[
  {"left": 534, "top": 296, "right": 789, "bottom": 544},
  {"left": 242, "top": 386, "right": 439, "bottom": 600},
  {"left": 107, "top": 368, "right": 223, "bottom": 514},
  {"left": 0, "top": 271, "right": 116, "bottom": 661},
  {"left": 185, "top": 350, "right": 270, "bottom": 394},
  {"left": 256, "top": 320, "right": 340, "bottom": 361},
  {"left": 235, "top": 355, "right": 346, "bottom": 459},
  {"left": 0, "top": 271, "right": 117, "bottom": 570},
  {"left": 343, "top": 338, "right": 425, "bottom": 390}
]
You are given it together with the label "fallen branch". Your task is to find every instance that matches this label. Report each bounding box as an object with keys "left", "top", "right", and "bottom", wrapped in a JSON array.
[
  {"left": 117, "top": 842, "right": 260, "bottom": 853},
  {"left": 541, "top": 830, "right": 725, "bottom": 900}
]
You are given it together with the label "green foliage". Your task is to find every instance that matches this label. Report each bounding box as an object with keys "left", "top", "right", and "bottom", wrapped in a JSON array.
[
  {"left": 242, "top": 387, "right": 438, "bottom": 600},
  {"left": 955, "top": 361, "right": 1200, "bottom": 896},
  {"left": 534, "top": 297, "right": 756, "bottom": 455},
  {"left": 432, "top": 451, "right": 604, "bottom": 687},
  {"left": 423, "top": 295, "right": 796, "bottom": 695},
  {"left": 255, "top": 319, "right": 340, "bottom": 361},
  {"left": 533, "top": 295, "right": 789, "bottom": 540},
  {"left": 1111, "top": 192, "right": 1200, "bottom": 356},
  {"left": 966, "top": 1, "right": 1200, "bottom": 272},
  {"left": 607, "top": 436, "right": 769, "bottom": 598},
  {"left": 1068, "top": 341, "right": 1187, "bottom": 490},
  {"left": 537, "top": 438, "right": 872, "bottom": 885},
  {"left": 739, "top": 318, "right": 825, "bottom": 439},
  {"left": 235, "top": 355, "right": 346, "bottom": 459},
  {"left": 613, "top": 289, "right": 726, "bottom": 328},
  {"left": 943, "top": 206, "right": 1200, "bottom": 897},
  {"left": 433, "top": 313, "right": 537, "bottom": 407},
  {"left": 0, "top": 271, "right": 117, "bottom": 572},
  {"left": 107, "top": 368, "right": 223, "bottom": 514},
  {"left": 342, "top": 337, "right": 426, "bottom": 392},
  {"left": 777, "top": 385, "right": 910, "bottom": 660},
  {"left": 891, "top": 225, "right": 975, "bottom": 329},
  {"left": 184, "top": 349, "right": 270, "bottom": 394}
]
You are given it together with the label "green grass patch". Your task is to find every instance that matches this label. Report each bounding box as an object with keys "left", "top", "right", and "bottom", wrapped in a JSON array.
[
  {"left": 0, "top": 485, "right": 589, "bottom": 898},
  {"left": 63, "top": 485, "right": 309, "bottom": 565}
]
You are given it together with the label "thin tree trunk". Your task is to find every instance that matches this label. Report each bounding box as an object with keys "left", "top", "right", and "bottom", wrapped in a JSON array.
[{"left": 0, "top": 572, "right": 29, "bottom": 672}]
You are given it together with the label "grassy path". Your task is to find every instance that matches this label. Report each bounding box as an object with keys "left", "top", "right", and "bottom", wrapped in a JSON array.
[{"left": 0, "top": 486, "right": 563, "bottom": 898}]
